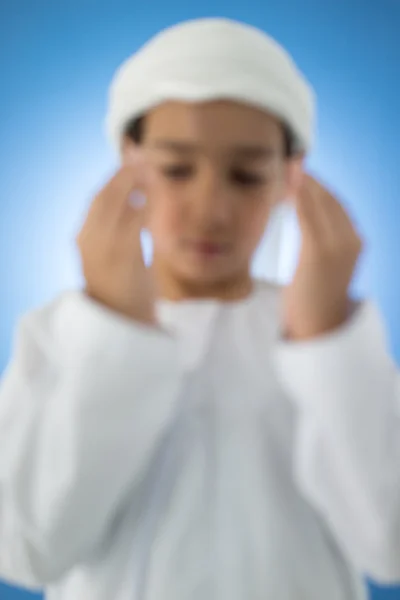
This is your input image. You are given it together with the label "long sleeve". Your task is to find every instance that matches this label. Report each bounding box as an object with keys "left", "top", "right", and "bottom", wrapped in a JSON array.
[
  {"left": 0, "top": 291, "right": 183, "bottom": 589},
  {"left": 273, "top": 300, "right": 400, "bottom": 584}
]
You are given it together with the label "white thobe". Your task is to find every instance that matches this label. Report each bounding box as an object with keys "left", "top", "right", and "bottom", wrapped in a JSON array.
[{"left": 0, "top": 279, "right": 399, "bottom": 600}]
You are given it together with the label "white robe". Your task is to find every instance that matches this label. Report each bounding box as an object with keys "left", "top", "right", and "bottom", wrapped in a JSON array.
[{"left": 0, "top": 279, "right": 399, "bottom": 600}]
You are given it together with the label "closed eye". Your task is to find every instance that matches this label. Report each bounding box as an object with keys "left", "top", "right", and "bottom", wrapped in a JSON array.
[
  {"left": 231, "top": 170, "right": 266, "bottom": 186},
  {"left": 162, "top": 165, "right": 194, "bottom": 180},
  {"left": 161, "top": 165, "right": 267, "bottom": 186}
]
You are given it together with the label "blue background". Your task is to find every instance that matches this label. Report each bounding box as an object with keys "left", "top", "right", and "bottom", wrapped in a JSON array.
[{"left": 0, "top": 0, "right": 399, "bottom": 598}]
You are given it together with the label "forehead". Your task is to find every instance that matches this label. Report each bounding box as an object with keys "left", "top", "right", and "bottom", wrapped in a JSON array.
[{"left": 144, "top": 100, "right": 284, "bottom": 147}]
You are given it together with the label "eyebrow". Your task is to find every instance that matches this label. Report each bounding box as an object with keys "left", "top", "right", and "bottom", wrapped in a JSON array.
[{"left": 149, "top": 140, "right": 277, "bottom": 159}]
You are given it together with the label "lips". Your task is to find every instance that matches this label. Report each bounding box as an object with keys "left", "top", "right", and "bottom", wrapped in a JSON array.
[{"left": 187, "top": 240, "right": 229, "bottom": 256}]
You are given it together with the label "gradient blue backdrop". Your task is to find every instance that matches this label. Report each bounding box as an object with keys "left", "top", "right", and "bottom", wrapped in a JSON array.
[{"left": 0, "top": 0, "right": 399, "bottom": 598}]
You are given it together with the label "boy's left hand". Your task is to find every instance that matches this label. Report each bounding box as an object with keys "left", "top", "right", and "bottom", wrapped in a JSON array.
[{"left": 283, "top": 174, "right": 364, "bottom": 341}]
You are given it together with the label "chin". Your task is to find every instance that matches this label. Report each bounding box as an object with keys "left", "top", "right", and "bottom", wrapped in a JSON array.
[
  {"left": 153, "top": 247, "right": 251, "bottom": 297},
  {"left": 174, "top": 257, "right": 247, "bottom": 289}
]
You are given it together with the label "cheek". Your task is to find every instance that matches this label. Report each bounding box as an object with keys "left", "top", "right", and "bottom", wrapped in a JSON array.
[
  {"left": 239, "top": 179, "right": 286, "bottom": 242},
  {"left": 237, "top": 200, "right": 273, "bottom": 248}
]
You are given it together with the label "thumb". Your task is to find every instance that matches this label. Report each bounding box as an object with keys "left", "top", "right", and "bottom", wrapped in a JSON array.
[
  {"left": 125, "top": 148, "right": 157, "bottom": 212},
  {"left": 284, "top": 157, "right": 305, "bottom": 202},
  {"left": 124, "top": 149, "right": 147, "bottom": 212}
]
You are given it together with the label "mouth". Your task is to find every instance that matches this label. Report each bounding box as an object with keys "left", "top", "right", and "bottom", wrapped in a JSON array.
[{"left": 185, "top": 240, "right": 230, "bottom": 257}]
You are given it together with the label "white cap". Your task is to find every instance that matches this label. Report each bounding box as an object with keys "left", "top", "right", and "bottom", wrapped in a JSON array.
[{"left": 106, "top": 18, "right": 315, "bottom": 154}]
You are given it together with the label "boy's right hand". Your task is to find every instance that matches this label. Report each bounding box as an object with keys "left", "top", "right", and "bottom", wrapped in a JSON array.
[{"left": 76, "top": 151, "right": 156, "bottom": 325}]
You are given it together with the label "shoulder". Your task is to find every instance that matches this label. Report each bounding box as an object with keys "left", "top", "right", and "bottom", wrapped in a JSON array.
[{"left": 16, "top": 291, "right": 85, "bottom": 345}]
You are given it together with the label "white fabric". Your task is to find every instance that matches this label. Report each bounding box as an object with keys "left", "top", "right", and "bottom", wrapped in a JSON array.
[
  {"left": 106, "top": 18, "right": 315, "bottom": 154},
  {"left": 0, "top": 280, "right": 400, "bottom": 599}
]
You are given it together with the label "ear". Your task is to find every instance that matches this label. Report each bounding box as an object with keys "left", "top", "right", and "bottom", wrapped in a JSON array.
[{"left": 282, "top": 154, "right": 305, "bottom": 202}]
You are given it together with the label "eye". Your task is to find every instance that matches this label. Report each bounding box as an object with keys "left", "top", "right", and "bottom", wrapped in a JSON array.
[
  {"left": 231, "top": 170, "right": 266, "bottom": 187},
  {"left": 162, "top": 165, "right": 194, "bottom": 180}
]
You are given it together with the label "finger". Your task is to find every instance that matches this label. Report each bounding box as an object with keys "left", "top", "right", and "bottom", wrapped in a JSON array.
[
  {"left": 284, "top": 157, "right": 305, "bottom": 201},
  {"left": 106, "top": 167, "right": 141, "bottom": 213},
  {"left": 307, "top": 176, "right": 360, "bottom": 246},
  {"left": 96, "top": 150, "right": 147, "bottom": 221},
  {"left": 76, "top": 152, "right": 145, "bottom": 249},
  {"left": 83, "top": 168, "right": 136, "bottom": 234},
  {"left": 126, "top": 146, "right": 158, "bottom": 188},
  {"left": 296, "top": 174, "right": 359, "bottom": 252},
  {"left": 295, "top": 174, "right": 328, "bottom": 245},
  {"left": 121, "top": 152, "right": 158, "bottom": 227}
]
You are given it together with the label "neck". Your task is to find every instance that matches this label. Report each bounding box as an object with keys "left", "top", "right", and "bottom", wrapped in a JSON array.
[{"left": 150, "top": 259, "right": 254, "bottom": 303}]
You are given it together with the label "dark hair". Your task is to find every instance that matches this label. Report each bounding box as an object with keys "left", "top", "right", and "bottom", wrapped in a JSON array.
[
  {"left": 125, "top": 114, "right": 296, "bottom": 158},
  {"left": 125, "top": 116, "right": 146, "bottom": 145}
]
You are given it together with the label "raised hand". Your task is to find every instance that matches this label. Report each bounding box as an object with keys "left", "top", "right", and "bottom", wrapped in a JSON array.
[
  {"left": 77, "top": 150, "right": 156, "bottom": 325},
  {"left": 283, "top": 174, "right": 364, "bottom": 341}
]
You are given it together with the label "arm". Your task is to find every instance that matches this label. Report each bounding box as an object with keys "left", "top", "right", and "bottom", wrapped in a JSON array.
[
  {"left": 273, "top": 299, "right": 400, "bottom": 584},
  {"left": 0, "top": 291, "right": 182, "bottom": 588}
]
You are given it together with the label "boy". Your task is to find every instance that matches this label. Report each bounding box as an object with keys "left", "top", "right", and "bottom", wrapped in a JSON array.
[{"left": 0, "top": 17, "right": 399, "bottom": 600}]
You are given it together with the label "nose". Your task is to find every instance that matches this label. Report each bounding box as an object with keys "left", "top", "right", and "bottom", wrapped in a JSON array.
[{"left": 188, "top": 167, "right": 233, "bottom": 229}]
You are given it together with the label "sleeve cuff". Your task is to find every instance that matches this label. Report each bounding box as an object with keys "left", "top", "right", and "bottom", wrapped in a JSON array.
[
  {"left": 50, "top": 290, "right": 180, "bottom": 373},
  {"left": 272, "top": 300, "right": 395, "bottom": 411}
]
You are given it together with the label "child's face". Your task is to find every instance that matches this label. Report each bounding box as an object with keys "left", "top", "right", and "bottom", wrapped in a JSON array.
[{"left": 123, "top": 100, "right": 303, "bottom": 290}]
